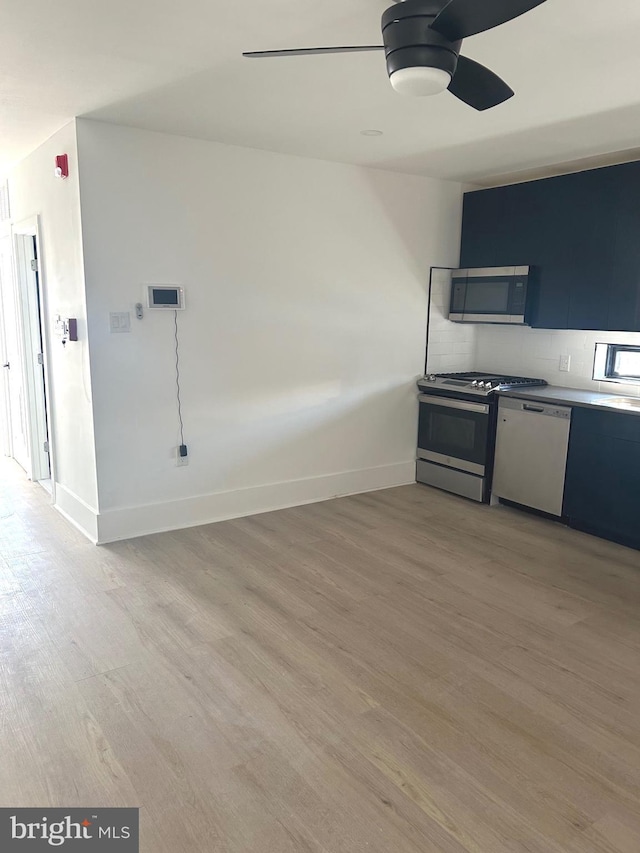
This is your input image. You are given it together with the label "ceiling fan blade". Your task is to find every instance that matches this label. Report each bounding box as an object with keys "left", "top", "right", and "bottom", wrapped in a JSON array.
[
  {"left": 243, "top": 46, "right": 384, "bottom": 58},
  {"left": 431, "top": 0, "right": 547, "bottom": 41},
  {"left": 448, "top": 55, "right": 514, "bottom": 111}
]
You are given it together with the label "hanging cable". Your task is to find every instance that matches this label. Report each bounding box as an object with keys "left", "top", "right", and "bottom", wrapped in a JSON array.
[{"left": 174, "top": 310, "right": 185, "bottom": 447}]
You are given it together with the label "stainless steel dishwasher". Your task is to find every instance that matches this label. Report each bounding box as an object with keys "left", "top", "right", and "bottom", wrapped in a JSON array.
[{"left": 492, "top": 397, "right": 572, "bottom": 516}]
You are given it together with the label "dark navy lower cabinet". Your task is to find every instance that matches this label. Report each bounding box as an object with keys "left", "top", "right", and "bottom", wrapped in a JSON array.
[{"left": 564, "top": 407, "right": 640, "bottom": 550}]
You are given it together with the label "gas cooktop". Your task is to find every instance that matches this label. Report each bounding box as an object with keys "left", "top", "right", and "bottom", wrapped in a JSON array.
[{"left": 418, "top": 371, "right": 548, "bottom": 397}]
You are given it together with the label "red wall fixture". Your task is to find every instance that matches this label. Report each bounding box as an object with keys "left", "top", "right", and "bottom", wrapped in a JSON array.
[{"left": 55, "top": 154, "right": 69, "bottom": 179}]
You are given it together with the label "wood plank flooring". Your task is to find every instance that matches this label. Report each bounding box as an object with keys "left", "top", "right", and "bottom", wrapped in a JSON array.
[{"left": 1, "top": 457, "right": 640, "bottom": 852}]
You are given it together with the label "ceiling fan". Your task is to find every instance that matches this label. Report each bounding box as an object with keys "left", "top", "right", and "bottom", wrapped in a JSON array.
[{"left": 243, "top": 0, "right": 547, "bottom": 111}]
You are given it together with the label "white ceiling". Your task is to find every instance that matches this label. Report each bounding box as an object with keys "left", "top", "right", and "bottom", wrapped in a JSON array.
[{"left": 4, "top": 0, "right": 640, "bottom": 183}]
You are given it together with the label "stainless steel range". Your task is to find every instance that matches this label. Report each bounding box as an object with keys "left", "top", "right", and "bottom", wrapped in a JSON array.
[
  {"left": 418, "top": 371, "right": 548, "bottom": 397},
  {"left": 416, "top": 371, "right": 547, "bottom": 503}
]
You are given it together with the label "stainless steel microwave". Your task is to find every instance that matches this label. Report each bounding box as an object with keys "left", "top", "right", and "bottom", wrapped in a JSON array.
[{"left": 448, "top": 266, "right": 531, "bottom": 325}]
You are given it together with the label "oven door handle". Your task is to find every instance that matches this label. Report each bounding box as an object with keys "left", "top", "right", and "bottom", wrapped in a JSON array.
[{"left": 418, "top": 395, "right": 490, "bottom": 415}]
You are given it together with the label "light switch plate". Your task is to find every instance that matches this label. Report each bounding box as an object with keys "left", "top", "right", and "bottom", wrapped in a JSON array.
[
  {"left": 110, "top": 312, "right": 131, "bottom": 333},
  {"left": 559, "top": 354, "right": 571, "bottom": 372}
]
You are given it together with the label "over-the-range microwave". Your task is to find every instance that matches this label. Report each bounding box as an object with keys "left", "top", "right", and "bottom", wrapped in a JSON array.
[{"left": 448, "top": 266, "right": 531, "bottom": 325}]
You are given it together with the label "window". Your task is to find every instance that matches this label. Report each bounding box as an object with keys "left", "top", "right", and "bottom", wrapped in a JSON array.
[{"left": 594, "top": 343, "right": 640, "bottom": 384}]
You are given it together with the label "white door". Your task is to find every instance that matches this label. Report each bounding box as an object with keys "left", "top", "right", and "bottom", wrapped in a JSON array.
[
  {"left": 13, "top": 231, "right": 50, "bottom": 481},
  {"left": 0, "top": 236, "right": 11, "bottom": 455},
  {"left": 0, "top": 234, "right": 30, "bottom": 470}
]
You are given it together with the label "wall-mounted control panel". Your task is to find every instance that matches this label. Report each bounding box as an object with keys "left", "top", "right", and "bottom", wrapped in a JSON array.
[
  {"left": 55, "top": 316, "right": 78, "bottom": 344},
  {"left": 146, "top": 285, "right": 185, "bottom": 310}
]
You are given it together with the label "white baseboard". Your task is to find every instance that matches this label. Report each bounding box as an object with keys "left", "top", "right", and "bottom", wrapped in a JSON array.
[
  {"left": 95, "top": 461, "right": 415, "bottom": 544},
  {"left": 54, "top": 484, "right": 99, "bottom": 543}
]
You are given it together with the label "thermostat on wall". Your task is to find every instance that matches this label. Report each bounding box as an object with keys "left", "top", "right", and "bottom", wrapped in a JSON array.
[{"left": 146, "top": 284, "right": 185, "bottom": 310}]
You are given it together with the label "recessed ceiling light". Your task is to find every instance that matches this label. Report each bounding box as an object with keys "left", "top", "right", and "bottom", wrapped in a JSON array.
[{"left": 360, "top": 129, "right": 383, "bottom": 137}]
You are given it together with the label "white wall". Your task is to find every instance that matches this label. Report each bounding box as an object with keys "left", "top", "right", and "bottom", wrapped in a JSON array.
[
  {"left": 76, "top": 120, "right": 463, "bottom": 542},
  {"left": 426, "top": 267, "right": 476, "bottom": 375},
  {"left": 8, "top": 122, "right": 99, "bottom": 538},
  {"left": 474, "top": 326, "right": 640, "bottom": 397}
]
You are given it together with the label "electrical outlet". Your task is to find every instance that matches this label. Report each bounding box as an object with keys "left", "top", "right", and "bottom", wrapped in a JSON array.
[
  {"left": 559, "top": 354, "right": 571, "bottom": 372},
  {"left": 176, "top": 448, "right": 189, "bottom": 467}
]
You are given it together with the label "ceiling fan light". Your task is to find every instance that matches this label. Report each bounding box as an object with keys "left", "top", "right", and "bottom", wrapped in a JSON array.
[{"left": 390, "top": 66, "right": 452, "bottom": 97}]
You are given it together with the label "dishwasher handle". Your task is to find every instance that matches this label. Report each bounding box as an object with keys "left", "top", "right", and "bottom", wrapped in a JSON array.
[{"left": 499, "top": 397, "right": 572, "bottom": 419}]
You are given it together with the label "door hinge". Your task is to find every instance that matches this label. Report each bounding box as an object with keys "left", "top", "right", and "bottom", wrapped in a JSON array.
[
  {"left": 43, "top": 440, "right": 49, "bottom": 454},
  {"left": 37, "top": 352, "right": 44, "bottom": 365},
  {"left": 31, "top": 259, "right": 39, "bottom": 272}
]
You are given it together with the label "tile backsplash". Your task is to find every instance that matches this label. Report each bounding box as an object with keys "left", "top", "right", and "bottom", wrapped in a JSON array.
[
  {"left": 474, "top": 325, "right": 640, "bottom": 397},
  {"left": 426, "top": 269, "right": 640, "bottom": 396},
  {"left": 425, "top": 268, "right": 476, "bottom": 375}
]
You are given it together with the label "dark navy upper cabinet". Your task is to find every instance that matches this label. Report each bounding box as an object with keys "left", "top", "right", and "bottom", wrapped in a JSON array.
[
  {"left": 459, "top": 161, "right": 640, "bottom": 331},
  {"left": 607, "top": 162, "right": 640, "bottom": 331}
]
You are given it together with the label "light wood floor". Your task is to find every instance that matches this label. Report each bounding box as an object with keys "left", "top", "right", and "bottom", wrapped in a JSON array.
[{"left": 1, "top": 458, "right": 640, "bottom": 852}]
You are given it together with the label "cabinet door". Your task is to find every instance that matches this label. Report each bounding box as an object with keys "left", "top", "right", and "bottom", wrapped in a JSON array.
[
  {"left": 608, "top": 161, "right": 640, "bottom": 332},
  {"left": 562, "top": 168, "right": 618, "bottom": 330},
  {"left": 564, "top": 407, "right": 640, "bottom": 548},
  {"left": 564, "top": 410, "right": 612, "bottom": 528},
  {"left": 460, "top": 182, "right": 539, "bottom": 268},
  {"left": 525, "top": 177, "right": 572, "bottom": 329}
]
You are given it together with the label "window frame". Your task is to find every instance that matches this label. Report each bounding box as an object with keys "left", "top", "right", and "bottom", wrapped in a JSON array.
[
  {"left": 594, "top": 342, "right": 640, "bottom": 384},
  {"left": 606, "top": 345, "right": 640, "bottom": 382}
]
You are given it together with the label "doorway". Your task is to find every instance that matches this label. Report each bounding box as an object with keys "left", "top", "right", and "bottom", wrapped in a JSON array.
[{"left": 0, "top": 219, "right": 51, "bottom": 487}]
